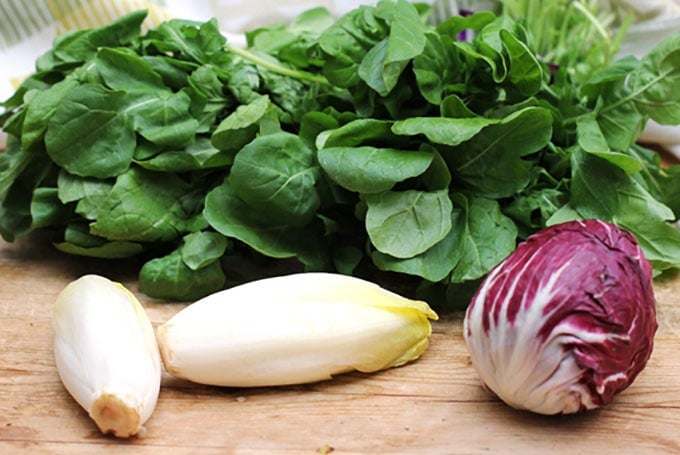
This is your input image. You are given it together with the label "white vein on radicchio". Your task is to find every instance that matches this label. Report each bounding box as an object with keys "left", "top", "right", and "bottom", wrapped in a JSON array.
[{"left": 463, "top": 219, "right": 657, "bottom": 415}]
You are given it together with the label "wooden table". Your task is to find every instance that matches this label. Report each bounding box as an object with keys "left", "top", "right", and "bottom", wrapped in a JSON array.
[{"left": 1, "top": 232, "right": 679, "bottom": 454}]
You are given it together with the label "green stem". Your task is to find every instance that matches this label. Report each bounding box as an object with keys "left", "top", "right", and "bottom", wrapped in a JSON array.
[
  {"left": 226, "top": 44, "right": 331, "bottom": 86},
  {"left": 572, "top": 1, "right": 610, "bottom": 44}
]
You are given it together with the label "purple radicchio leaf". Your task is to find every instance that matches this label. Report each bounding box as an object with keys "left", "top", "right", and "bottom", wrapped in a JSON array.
[{"left": 463, "top": 219, "right": 657, "bottom": 415}]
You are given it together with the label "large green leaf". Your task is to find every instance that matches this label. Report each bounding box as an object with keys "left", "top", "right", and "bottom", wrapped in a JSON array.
[
  {"left": 45, "top": 84, "right": 136, "bottom": 178},
  {"left": 96, "top": 48, "right": 199, "bottom": 146},
  {"left": 631, "top": 33, "right": 680, "bottom": 124},
  {"left": 365, "top": 189, "right": 452, "bottom": 258},
  {"left": 392, "top": 116, "right": 496, "bottom": 146},
  {"left": 204, "top": 179, "right": 328, "bottom": 268},
  {"left": 318, "top": 146, "right": 433, "bottom": 193},
  {"left": 229, "top": 132, "right": 320, "bottom": 226},
  {"left": 90, "top": 167, "right": 206, "bottom": 242},
  {"left": 447, "top": 107, "right": 552, "bottom": 198},
  {"left": 448, "top": 194, "right": 517, "bottom": 282},
  {"left": 372, "top": 194, "right": 517, "bottom": 282},
  {"left": 568, "top": 149, "right": 680, "bottom": 270}
]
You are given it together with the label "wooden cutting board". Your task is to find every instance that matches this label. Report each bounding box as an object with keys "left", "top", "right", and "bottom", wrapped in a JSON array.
[{"left": 1, "top": 232, "right": 679, "bottom": 454}]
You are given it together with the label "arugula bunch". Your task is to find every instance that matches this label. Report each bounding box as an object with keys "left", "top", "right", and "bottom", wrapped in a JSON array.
[{"left": 1, "top": 1, "right": 679, "bottom": 304}]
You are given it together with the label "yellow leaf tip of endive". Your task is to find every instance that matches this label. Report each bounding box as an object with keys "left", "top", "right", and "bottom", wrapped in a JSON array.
[
  {"left": 388, "top": 336, "right": 432, "bottom": 369},
  {"left": 419, "top": 301, "right": 439, "bottom": 321}
]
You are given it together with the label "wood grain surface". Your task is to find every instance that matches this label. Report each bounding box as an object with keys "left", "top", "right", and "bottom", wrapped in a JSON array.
[{"left": 1, "top": 232, "right": 679, "bottom": 454}]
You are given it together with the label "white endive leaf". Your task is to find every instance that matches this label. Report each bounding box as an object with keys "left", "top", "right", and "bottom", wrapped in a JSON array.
[
  {"left": 157, "top": 272, "right": 438, "bottom": 387},
  {"left": 53, "top": 274, "right": 161, "bottom": 437}
]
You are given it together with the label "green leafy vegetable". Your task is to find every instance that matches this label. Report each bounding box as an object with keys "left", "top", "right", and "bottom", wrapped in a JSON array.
[
  {"left": 229, "top": 131, "right": 321, "bottom": 226},
  {"left": 365, "top": 189, "right": 453, "bottom": 258},
  {"left": 1, "top": 2, "right": 679, "bottom": 304},
  {"left": 45, "top": 84, "right": 136, "bottom": 178},
  {"left": 139, "top": 247, "right": 226, "bottom": 301},
  {"left": 318, "top": 146, "right": 433, "bottom": 193},
  {"left": 90, "top": 167, "right": 207, "bottom": 242}
]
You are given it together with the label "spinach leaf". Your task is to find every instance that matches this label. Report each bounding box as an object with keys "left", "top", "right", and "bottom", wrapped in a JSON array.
[
  {"left": 358, "top": 0, "right": 426, "bottom": 96},
  {"left": 144, "top": 55, "right": 192, "bottom": 90},
  {"left": 569, "top": 148, "right": 674, "bottom": 222},
  {"left": 499, "top": 28, "right": 544, "bottom": 97},
  {"left": 142, "top": 18, "right": 227, "bottom": 66},
  {"left": 659, "top": 165, "right": 680, "bottom": 217},
  {"left": 130, "top": 89, "right": 198, "bottom": 146},
  {"left": 317, "top": 118, "right": 395, "bottom": 148},
  {"left": 139, "top": 247, "right": 226, "bottom": 301},
  {"left": 420, "top": 147, "right": 452, "bottom": 190},
  {"left": 505, "top": 187, "right": 565, "bottom": 233},
  {"left": 318, "top": 146, "right": 433, "bottom": 193},
  {"left": 229, "top": 132, "right": 321, "bottom": 226},
  {"left": 0, "top": 149, "right": 53, "bottom": 241},
  {"left": 57, "top": 170, "right": 114, "bottom": 220},
  {"left": 392, "top": 116, "right": 497, "bottom": 146},
  {"left": 470, "top": 16, "right": 520, "bottom": 83},
  {"left": 43, "top": 10, "right": 146, "bottom": 65},
  {"left": 54, "top": 223, "right": 144, "bottom": 258},
  {"left": 204, "top": 179, "right": 328, "bottom": 267},
  {"left": 413, "top": 31, "right": 462, "bottom": 104},
  {"left": 0, "top": 204, "right": 32, "bottom": 241},
  {"left": 96, "top": 47, "right": 167, "bottom": 94},
  {"left": 45, "top": 84, "right": 136, "bottom": 178},
  {"left": 135, "top": 137, "right": 232, "bottom": 172},
  {"left": 372, "top": 194, "right": 516, "bottom": 282},
  {"left": 365, "top": 189, "right": 452, "bottom": 258},
  {"left": 371, "top": 208, "right": 462, "bottom": 282},
  {"left": 447, "top": 107, "right": 552, "bottom": 198},
  {"left": 96, "top": 48, "right": 199, "bottom": 146},
  {"left": 181, "top": 231, "right": 229, "bottom": 270},
  {"left": 90, "top": 167, "right": 206, "bottom": 242},
  {"left": 576, "top": 115, "right": 642, "bottom": 173},
  {"left": 31, "top": 188, "right": 73, "bottom": 229},
  {"left": 299, "top": 111, "right": 340, "bottom": 149},
  {"left": 21, "top": 76, "right": 80, "bottom": 151},
  {"left": 248, "top": 7, "right": 334, "bottom": 62},
  {"left": 447, "top": 194, "right": 517, "bottom": 282},
  {"left": 187, "top": 65, "right": 232, "bottom": 132},
  {"left": 318, "top": 4, "right": 389, "bottom": 88},
  {"left": 595, "top": 81, "right": 647, "bottom": 152},
  {"left": 0, "top": 143, "right": 40, "bottom": 197},
  {"left": 211, "top": 95, "right": 270, "bottom": 152}
]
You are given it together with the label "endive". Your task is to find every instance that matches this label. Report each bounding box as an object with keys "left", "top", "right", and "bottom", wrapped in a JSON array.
[
  {"left": 156, "top": 272, "right": 438, "bottom": 387},
  {"left": 52, "top": 275, "right": 161, "bottom": 437}
]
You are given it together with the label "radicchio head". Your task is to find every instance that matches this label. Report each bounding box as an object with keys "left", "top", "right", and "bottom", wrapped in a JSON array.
[{"left": 463, "top": 219, "right": 657, "bottom": 414}]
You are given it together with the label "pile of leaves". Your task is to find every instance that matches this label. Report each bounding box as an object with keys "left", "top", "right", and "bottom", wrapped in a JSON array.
[{"left": 1, "top": 0, "right": 679, "bottom": 303}]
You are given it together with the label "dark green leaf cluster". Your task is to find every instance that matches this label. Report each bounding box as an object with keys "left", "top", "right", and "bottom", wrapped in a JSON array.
[{"left": 1, "top": 1, "right": 679, "bottom": 304}]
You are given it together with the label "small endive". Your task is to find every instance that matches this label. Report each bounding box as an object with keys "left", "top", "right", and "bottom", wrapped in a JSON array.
[
  {"left": 156, "top": 272, "right": 438, "bottom": 387},
  {"left": 52, "top": 275, "right": 161, "bottom": 437}
]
